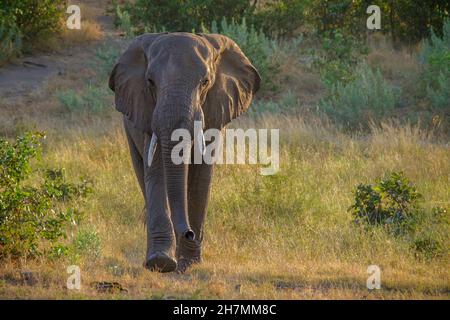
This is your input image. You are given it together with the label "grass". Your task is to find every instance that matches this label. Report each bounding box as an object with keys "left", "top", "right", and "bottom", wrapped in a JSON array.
[{"left": 0, "top": 111, "right": 448, "bottom": 299}]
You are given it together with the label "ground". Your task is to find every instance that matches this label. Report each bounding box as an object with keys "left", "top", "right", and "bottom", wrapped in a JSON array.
[{"left": 0, "top": 1, "right": 448, "bottom": 299}]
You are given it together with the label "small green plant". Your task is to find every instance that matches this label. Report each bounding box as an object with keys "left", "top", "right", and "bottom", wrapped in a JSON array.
[
  {"left": 57, "top": 89, "right": 83, "bottom": 112},
  {"left": 350, "top": 172, "right": 422, "bottom": 230},
  {"left": 0, "top": 132, "right": 92, "bottom": 259},
  {"left": 320, "top": 64, "right": 399, "bottom": 130},
  {"left": 95, "top": 44, "right": 121, "bottom": 77},
  {"left": 57, "top": 85, "right": 110, "bottom": 113},
  {"left": 249, "top": 91, "right": 298, "bottom": 116},
  {"left": 73, "top": 227, "right": 101, "bottom": 259},
  {"left": 349, "top": 172, "right": 448, "bottom": 258}
]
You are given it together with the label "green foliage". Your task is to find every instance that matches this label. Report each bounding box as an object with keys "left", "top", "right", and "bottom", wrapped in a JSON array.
[
  {"left": 309, "top": 0, "right": 450, "bottom": 43},
  {"left": 420, "top": 19, "right": 450, "bottom": 114},
  {"left": 119, "top": 0, "right": 253, "bottom": 33},
  {"left": 249, "top": 91, "right": 298, "bottom": 116},
  {"left": 0, "top": 10, "right": 22, "bottom": 65},
  {"left": 0, "top": 132, "right": 92, "bottom": 259},
  {"left": 116, "top": 0, "right": 449, "bottom": 43},
  {"left": 320, "top": 64, "right": 398, "bottom": 130},
  {"left": 349, "top": 172, "right": 449, "bottom": 258},
  {"left": 0, "top": 0, "right": 64, "bottom": 44},
  {"left": 95, "top": 44, "right": 122, "bottom": 77},
  {"left": 209, "top": 18, "right": 280, "bottom": 93},
  {"left": 314, "top": 30, "right": 368, "bottom": 88},
  {"left": 253, "top": 0, "right": 311, "bottom": 37},
  {"left": 73, "top": 227, "right": 101, "bottom": 259},
  {"left": 57, "top": 44, "right": 118, "bottom": 114},
  {"left": 114, "top": 5, "right": 135, "bottom": 38},
  {"left": 57, "top": 85, "right": 110, "bottom": 113},
  {"left": 427, "top": 71, "right": 450, "bottom": 111},
  {"left": 350, "top": 172, "right": 422, "bottom": 229},
  {"left": 57, "top": 90, "right": 83, "bottom": 112}
]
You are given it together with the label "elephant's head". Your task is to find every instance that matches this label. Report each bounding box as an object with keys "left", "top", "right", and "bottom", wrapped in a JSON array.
[{"left": 109, "top": 32, "right": 260, "bottom": 241}]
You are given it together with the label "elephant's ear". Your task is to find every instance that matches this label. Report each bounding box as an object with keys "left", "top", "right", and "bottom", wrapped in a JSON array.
[
  {"left": 109, "top": 34, "right": 162, "bottom": 134},
  {"left": 200, "top": 34, "right": 261, "bottom": 129}
]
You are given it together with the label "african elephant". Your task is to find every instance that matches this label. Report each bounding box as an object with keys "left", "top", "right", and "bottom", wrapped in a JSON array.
[{"left": 108, "top": 32, "right": 260, "bottom": 273}]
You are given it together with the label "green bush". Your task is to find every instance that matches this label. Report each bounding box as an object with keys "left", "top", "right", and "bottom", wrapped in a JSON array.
[
  {"left": 249, "top": 91, "right": 298, "bottom": 116},
  {"left": 57, "top": 84, "right": 110, "bottom": 113},
  {"left": 253, "top": 0, "right": 310, "bottom": 37},
  {"left": 420, "top": 18, "right": 450, "bottom": 114},
  {"left": 350, "top": 172, "right": 422, "bottom": 230},
  {"left": 73, "top": 227, "right": 101, "bottom": 259},
  {"left": 114, "top": 5, "right": 135, "bottom": 38},
  {"left": 118, "top": 0, "right": 253, "bottom": 33},
  {"left": 95, "top": 44, "right": 122, "bottom": 77},
  {"left": 314, "top": 30, "right": 368, "bottom": 88},
  {"left": 0, "top": 132, "right": 92, "bottom": 259},
  {"left": 349, "top": 172, "right": 449, "bottom": 259},
  {"left": 320, "top": 64, "right": 398, "bottom": 130},
  {"left": 0, "top": 10, "right": 22, "bottom": 65},
  {"left": 208, "top": 18, "right": 280, "bottom": 93},
  {"left": 0, "top": 0, "right": 64, "bottom": 45}
]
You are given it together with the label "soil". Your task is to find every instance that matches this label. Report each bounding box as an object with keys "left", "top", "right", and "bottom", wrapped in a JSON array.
[{"left": 0, "top": 8, "right": 117, "bottom": 106}]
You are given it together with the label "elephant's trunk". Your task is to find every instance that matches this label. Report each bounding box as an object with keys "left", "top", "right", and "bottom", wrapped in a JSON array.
[{"left": 159, "top": 129, "right": 194, "bottom": 241}]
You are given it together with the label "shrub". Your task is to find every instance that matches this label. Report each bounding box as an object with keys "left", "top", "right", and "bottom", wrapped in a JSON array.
[
  {"left": 57, "top": 84, "right": 110, "bottom": 113},
  {"left": 349, "top": 172, "right": 449, "bottom": 258},
  {"left": 253, "top": 0, "right": 309, "bottom": 37},
  {"left": 119, "top": 0, "right": 253, "bottom": 33},
  {"left": 350, "top": 172, "right": 422, "bottom": 231},
  {"left": 320, "top": 64, "right": 398, "bottom": 130},
  {"left": 57, "top": 89, "right": 83, "bottom": 112},
  {"left": 209, "top": 18, "right": 280, "bottom": 93},
  {"left": 95, "top": 44, "right": 122, "bottom": 77},
  {"left": 314, "top": 30, "right": 368, "bottom": 88},
  {"left": 73, "top": 227, "right": 101, "bottom": 259},
  {"left": 114, "top": 5, "right": 135, "bottom": 38},
  {"left": 0, "top": 0, "right": 64, "bottom": 45},
  {"left": 0, "top": 10, "right": 22, "bottom": 65},
  {"left": 427, "top": 71, "right": 450, "bottom": 111},
  {"left": 420, "top": 19, "right": 450, "bottom": 114},
  {"left": 249, "top": 91, "right": 298, "bottom": 116},
  {"left": 0, "top": 132, "right": 92, "bottom": 259}
]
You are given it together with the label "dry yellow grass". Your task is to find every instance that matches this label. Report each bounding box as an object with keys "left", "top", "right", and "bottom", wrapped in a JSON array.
[
  {"left": 61, "top": 20, "right": 104, "bottom": 44},
  {"left": 0, "top": 109, "right": 448, "bottom": 299}
]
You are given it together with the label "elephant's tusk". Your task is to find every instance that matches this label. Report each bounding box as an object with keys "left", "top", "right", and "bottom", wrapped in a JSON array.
[
  {"left": 147, "top": 133, "right": 158, "bottom": 167},
  {"left": 197, "top": 127, "right": 206, "bottom": 156}
]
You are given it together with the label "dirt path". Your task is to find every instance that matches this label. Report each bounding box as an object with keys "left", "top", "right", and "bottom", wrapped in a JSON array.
[{"left": 0, "top": 3, "right": 117, "bottom": 105}]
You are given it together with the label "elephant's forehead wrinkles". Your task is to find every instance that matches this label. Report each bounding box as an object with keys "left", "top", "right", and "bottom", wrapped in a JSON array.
[{"left": 152, "top": 34, "right": 210, "bottom": 61}]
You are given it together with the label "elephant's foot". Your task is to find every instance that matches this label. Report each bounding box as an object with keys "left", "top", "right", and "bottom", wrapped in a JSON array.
[
  {"left": 176, "top": 256, "right": 201, "bottom": 274},
  {"left": 145, "top": 251, "right": 177, "bottom": 273},
  {"left": 176, "top": 237, "right": 202, "bottom": 273}
]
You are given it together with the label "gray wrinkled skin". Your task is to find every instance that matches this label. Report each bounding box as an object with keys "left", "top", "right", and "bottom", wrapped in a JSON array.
[{"left": 109, "top": 32, "right": 260, "bottom": 273}]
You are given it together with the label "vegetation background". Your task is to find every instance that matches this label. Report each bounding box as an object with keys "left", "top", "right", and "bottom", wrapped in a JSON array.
[{"left": 0, "top": 0, "right": 448, "bottom": 299}]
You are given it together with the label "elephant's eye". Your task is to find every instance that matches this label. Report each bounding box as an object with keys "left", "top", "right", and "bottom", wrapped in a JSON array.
[
  {"left": 147, "top": 78, "right": 156, "bottom": 88},
  {"left": 201, "top": 78, "right": 209, "bottom": 87}
]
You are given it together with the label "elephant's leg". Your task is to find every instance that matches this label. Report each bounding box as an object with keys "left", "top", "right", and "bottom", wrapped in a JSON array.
[
  {"left": 176, "top": 160, "right": 214, "bottom": 272},
  {"left": 144, "top": 134, "right": 177, "bottom": 272}
]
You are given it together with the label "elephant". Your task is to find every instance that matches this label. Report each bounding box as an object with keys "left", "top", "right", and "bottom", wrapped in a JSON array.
[{"left": 108, "top": 32, "right": 260, "bottom": 273}]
